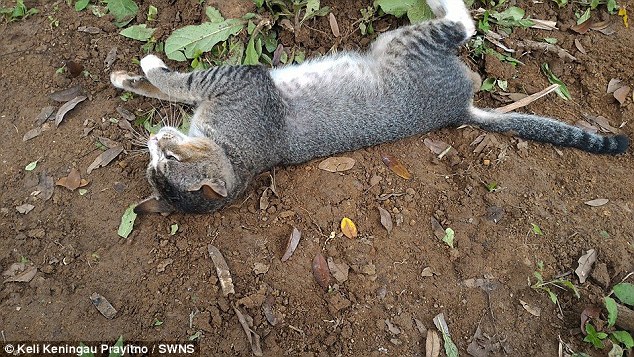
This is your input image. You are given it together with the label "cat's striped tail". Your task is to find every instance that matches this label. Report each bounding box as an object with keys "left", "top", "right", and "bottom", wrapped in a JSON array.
[{"left": 468, "top": 107, "right": 629, "bottom": 155}]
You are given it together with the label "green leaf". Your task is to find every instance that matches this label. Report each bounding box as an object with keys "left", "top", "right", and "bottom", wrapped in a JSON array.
[
  {"left": 485, "top": 182, "right": 498, "bottom": 192},
  {"left": 547, "top": 289, "right": 558, "bottom": 304},
  {"left": 442, "top": 228, "right": 455, "bottom": 248},
  {"left": 577, "top": 8, "right": 591, "bottom": 25},
  {"left": 584, "top": 323, "right": 605, "bottom": 349},
  {"left": 78, "top": 188, "right": 88, "bottom": 196},
  {"left": 612, "top": 330, "right": 634, "bottom": 349},
  {"left": 406, "top": 0, "right": 434, "bottom": 23},
  {"left": 120, "top": 24, "right": 155, "bottom": 41},
  {"left": 117, "top": 204, "right": 137, "bottom": 239},
  {"left": 541, "top": 63, "right": 571, "bottom": 100},
  {"left": 614, "top": 283, "right": 634, "bottom": 306},
  {"left": 531, "top": 223, "right": 544, "bottom": 236},
  {"left": 164, "top": 19, "right": 244, "bottom": 61},
  {"left": 109, "top": 336, "right": 124, "bottom": 357},
  {"left": 147, "top": 5, "right": 157, "bottom": 21},
  {"left": 244, "top": 36, "right": 260, "bottom": 65},
  {"left": 543, "top": 37, "right": 557, "bottom": 44},
  {"left": 153, "top": 318, "right": 164, "bottom": 326},
  {"left": 590, "top": 0, "right": 600, "bottom": 9},
  {"left": 25, "top": 160, "right": 38, "bottom": 171},
  {"left": 170, "top": 223, "right": 178, "bottom": 235},
  {"left": 107, "top": 0, "right": 138, "bottom": 27},
  {"left": 205, "top": 6, "right": 224, "bottom": 23},
  {"left": 252, "top": 0, "right": 264, "bottom": 7},
  {"left": 559, "top": 279, "right": 580, "bottom": 298},
  {"left": 551, "top": 0, "right": 568, "bottom": 8},
  {"left": 75, "top": 0, "right": 89, "bottom": 11},
  {"left": 605, "top": 296, "right": 618, "bottom": 327},
  {"left": 303, "top": 0, "right": 320, "bottom": 21},
  {"left": 374, "top": 0, "right": 433, "bottom": 23},
  {"left": 480, "top": 77, "right": 496, "bottom": 92},
  {"left": 606, "top": 0, "right": 617, "bottom": 13},
  {"left": 226, "top": 39, "right": 245, "bottom": 65},
  {"left": 496, "top": 79, "right": 508, "bottom": 91}
]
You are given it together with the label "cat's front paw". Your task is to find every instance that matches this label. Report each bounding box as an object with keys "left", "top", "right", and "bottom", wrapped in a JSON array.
[
  {"left": 140, "top": 55, "right": 168, "bottom": 74},
  {"left": 110, "top": 70, "right": 144, "bottom": 89}
]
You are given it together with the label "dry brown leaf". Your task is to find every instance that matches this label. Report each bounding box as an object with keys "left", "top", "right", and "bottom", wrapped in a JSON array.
[
  {"left": 423, "top": 138, "right": 449, "bottom": 155},
  {"left": 421, "top": 267, "right": 433, "bottom": 277},
  {"left": 575, "top": 120, "right": 599, "bottom": 134},
  {"left": 377, "top": 206, "right": 393, "bottom": 233},
  {"left": 318, "top": 156, "right": 355, "bottom": 172},
  {"left": 529, "top": 19, "right": 558, "bottom": 30},
  {"left": 116, "top": 106, "right": 135, "bottom": 121},
  {"left": 104, "top": 47, "right": 118, "bottom": 70},
  {"left": 327, "top": 257, "right": 350, "bottom": 283},
  {"left": 118, "top": 119, "right": 133, "bottom": 132},
  {"left": 328, "top": 13, "right": 340, "bottom": 37},
  {"left": 208, "top": 244, "right": 235, "bottom": 296},
  {"left": 233, "top": 306, "right": 263, "bottom": 356},
  {"left": 574, "top": 39, "right": 587, "bottom": 54},
  {"left": 613, "top": 85, "right": 630, "bottom": 105},
  {"left": 3, "top": 263, "right": 37, "bottom": 283},
  {"left": 425, "top": 330, "right": 441, "bottom": 357},
  {"left": 262, "top": 294, "right": 280, "bottom": 326},
  {"left": 607, "top": 78, "right": 622, "bottom": 93},
  {"left": 55, "top": 96, "right": 87, "bottom": 127},
  {"left": 281, "top": 227, "right": 301, "bottom": 262},
  {"left": 519, "top": 299, "right": 541, "bottom": 317},
  {"left": 430, "top": 217, "right": 445, "bottom": 240},
  {"left": 312, "top": 253, "right": 331, "bottom": 289},
  {"left": 99, "top": 137, "right": 121, "bottom": 149},
  {"left": 34, "top": 106, "right": 55, "bottom": 126},
  {"left": 89, "top": 292, "right": 117, "bottom": 319},
  {"left": 259, "top": 188, "right": 269, "bottom": 210},
  {"left": 585, "top": 198, "right": 609, "bottom": 207},
  {"left": 381, "top": 153, "right": 412, "bottom": 180},
  {"left": 23, "top": 127, "right": 42, "bottom": 142},
  {"left": 78, "top": 26, "right": 102, "bottom": 34},
  {"left": 272, "top": 44, "right": 284, "bottom": 66},
  {"left": 16, "top": 203, "right": 35, "bottom": 214},
  {"left": 467, "top": 325, "right": 500, "bottom": 357},
  {"left": 36, "top": 173, "right": 55, "bottom": 201},
  {"left": 56, "top": 167, "right": 82, "bottom": 191},
  {"left": 341, "top": 217, "right": 358, "bottom": 239},
  {"left": 575, "top": 249, "right": 597, "bottom": 284},
  {"left": 49, "top": 85, "right": 84, "bottom": 102},
  {"left": 586, "top": 115, "right": 619, "bottom": 134},
  {"left": 86, "top": 146, "right": 123, "bottom": 174},
  {"left": 571, "top": 20, "right": 592, "bottom": 34},
  {"left": 580, "top": 306, "right": 601, "bottom": 333}
]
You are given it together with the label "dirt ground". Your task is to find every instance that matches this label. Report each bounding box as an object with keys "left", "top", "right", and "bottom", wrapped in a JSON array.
[{"left": 0, "top": 0, "right": 633, "bottom": 355}]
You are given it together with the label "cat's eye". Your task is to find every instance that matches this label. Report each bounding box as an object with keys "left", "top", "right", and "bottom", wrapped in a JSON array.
[{"left": 164, "top": 152, "right": 180, "bottom": 161}]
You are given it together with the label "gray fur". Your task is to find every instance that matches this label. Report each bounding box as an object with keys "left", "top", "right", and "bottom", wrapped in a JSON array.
[{"left": 111, "top": 1, "right": 628, "bottom": 214}]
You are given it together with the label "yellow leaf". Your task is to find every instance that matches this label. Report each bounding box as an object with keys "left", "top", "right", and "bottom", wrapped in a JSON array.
[
  {"left": 381, "top": 153, "right": 412, "bottom": 180},
  {"left": 340, "top": 217, "right": 358, "bottom": 239},
  {"left": 619, "top": 6, "right": 629, "bottom": 28}
]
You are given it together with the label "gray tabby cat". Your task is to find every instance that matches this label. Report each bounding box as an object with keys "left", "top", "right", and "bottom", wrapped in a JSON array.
[{"left": 111, "top": 0, "right": 628, "bottom": 214}]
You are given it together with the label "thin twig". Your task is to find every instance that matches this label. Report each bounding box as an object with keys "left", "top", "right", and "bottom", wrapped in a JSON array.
[{"left": 495, "top": 84, "right": 559, "bottom": 113}]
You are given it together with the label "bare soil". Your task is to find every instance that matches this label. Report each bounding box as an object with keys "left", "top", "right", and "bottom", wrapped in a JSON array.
[{"left": 1, "top": 0, "right": 633, "bottom": 356}]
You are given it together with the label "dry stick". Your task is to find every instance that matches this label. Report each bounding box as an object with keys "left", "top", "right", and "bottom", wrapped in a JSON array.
[
  {"left": 516, "top": 40, "right": 577, "bottom": 62},
  {"left": 495, "top": 84, "right": 560, "bottom": 114},
  {"left": 615, "top": 303, "right": 634, "bottom": 332}
]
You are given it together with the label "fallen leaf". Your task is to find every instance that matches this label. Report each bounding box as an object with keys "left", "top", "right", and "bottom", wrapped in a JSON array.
[
  {"left": 575, "top": 120, "right": 599, "bottom": 134},
  {"left": 78, "top": 25, "right": 102, "bottom": 34},
  {"left": 607, "top": 79, "right": 623, "bottom": 93},
  {"left": 327, "top": 257, "right": 350, "bottom": 283},
  {"left": 259, "top": 188, "right": 269, "bottom": 210},
  {"left": 98, "top": 137, "right": 121, "bottom": 149},
  {"left": 253, "top": 262, "right": 269, "bottom": 275},
  {"left": 381, "top": 153, "right": 412, "bottom": 179},
  {"left": 433, "top": 313, "right": 458, "bottom": 357},
  {"left": 385, "top": 319, "right": 401, "bottom": 335},
  {"left": 571, "top": 20, "right": 592, "bottom": 34},
  {"left": 104, "top": 47, "right": 118, "bottom": 70},
  {"left": 34, "top": 106, "right": 55, "bottom": 126},
  {"left": 421, "top": 267, "right": 433, "bottom": 277},
  {"left": 117, "top": 204, "right": 137, "bottom": 239},
  {"left": 580, "top": 306, "right": 601, "bottom": 333},
  {"left": 341, "top": 217, "right": 358, "bottom": 239},
  {"left": 328, "top": 13, "right": 340, "bottom": 37},
  {"left": 430, "top": 217, "right": 445, "bottom": 240},
  {"left": 35, "top": 173, "right": 55, "bottom": 201},
  {"left": 584, "top": 115, "right": 619, "bottom": 134},
  {"left": 423, "top": 138, "right": 450, "bottom": 155},
  {"left": 585, "top": 198, "right": 609, "bottom": 207},
  {"left": 116, "top": 106, "right": 135, "bottom": 121},
  {"left": 442, "top": 228, "right": 455, "bottom": 248},
  {"left": 312, "top": 253, "right": 331, "bottom": 289},
  {"left": 575, "top": 249, "right": 597, "bottom": 284},
  {"left": 425, "top": 330, "right": 441, "bottom": 357},
  {"left": 377, "top": 206, "right": 393, "bottom": 233},
  {"left": 485, "top": 206, "right": 504, "bottom": 223},
  {"left": 613, "top": 282, "right": 634, "bottom": 306},
  {"left": 467, "top": 325, "right": 499, "bottom": 357},
  {"left": 55, "top": 96, "right": 87, "bottom": 127},
  {"left": 3, "top": 263, "right": 37, "bottom": 283},
  {"left": 56, "top": 167, "right": 82, "bottom": 191},
  {"left": 613, "top": 85, "right": 630, "bottom": 105},
  {"left": 86, "top": 146, "right": 123, "bottom": 174},
  {"left": 170, "top": 223, "right": 178, "bottom": 235},
  {"left": 23, "top": 127, "right": 42, "bottom": 141},
  {"left": 272, "top": 44, "right": 284, "bottom": 66},
  {"left": 90, "top": 292, "right": 117, "bottom": 319},
  {"left": 233, "top": 306, "right": 263, "bottom": 356},
  {"left": 262, "top": 295, "right": 280, "bottom": 326},
  {"left": 16, "top": 204, "right": 35, "bottom": 214},
  {"left": 25, "top": 160, "right": 38, "bottom": 171},
  {"left": 281, "top": 227, "right": 301, "bottom": 262},
  {"left": 520, "top": 299, "right": 541, "bottom": 317},
  {"left": 49, "top": 85, "right": 84, "bottom": 102},
  {"left": 574, "top": 39, "right": 587, "bottom": 54},
  {"left": 618, "top": 6, "right": 628, "bottom": 28},
  {"left": 318, "top": 156, "right": 355, "bottom": 172},
  {"left": 208, "top": 244, "right": 235, "bottom": 296}
]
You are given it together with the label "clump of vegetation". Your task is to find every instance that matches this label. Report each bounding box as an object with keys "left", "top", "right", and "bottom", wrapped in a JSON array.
[{"left": 0, "top": 0, "right": 39, "bottom": 21}]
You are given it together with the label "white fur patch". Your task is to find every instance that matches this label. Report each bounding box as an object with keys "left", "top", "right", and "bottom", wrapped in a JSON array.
[
  {"left": 440, "top": 0, "right": 475, "bottom": 36},
  {"left": 141, "top": 54, "right": 167, "bottom": 75},
  {"left": 110, "top": 71, "right": 129, "bottom": 89}
]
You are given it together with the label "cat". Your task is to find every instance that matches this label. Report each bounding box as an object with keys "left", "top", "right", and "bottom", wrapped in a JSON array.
[{"left": 110, "top": 0, "right": 628, "bottom": 214}]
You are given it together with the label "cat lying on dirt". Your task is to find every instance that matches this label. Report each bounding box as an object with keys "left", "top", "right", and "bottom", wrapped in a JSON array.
[{"left": 110, "top": 0, "right": 628, "bottom": 214}]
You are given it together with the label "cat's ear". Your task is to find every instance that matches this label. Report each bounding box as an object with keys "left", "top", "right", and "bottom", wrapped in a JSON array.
[
  {"left": 188, "top": 180, "right": 227, "bottom": 199},
  {"left": 134, "top": 197, "right": 174, "bottom": 215}
]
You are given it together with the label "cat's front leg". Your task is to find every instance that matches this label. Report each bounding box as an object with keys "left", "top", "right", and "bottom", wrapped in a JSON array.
[{"left": 110, "top": 71, "right": 177, "bottom": 102}]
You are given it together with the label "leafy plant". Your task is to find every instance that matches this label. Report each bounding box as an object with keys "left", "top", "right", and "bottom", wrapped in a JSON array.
[
  {"left": 374, "top": 0, "right": 434, "bottom": 23},
  {"left": 0, "top": 0, "right": 39, "bottom": 21},
  {"left": 480, "top": 78, "right": 508, "bottom": 92},
  {"left": 531, "top": 263, "right": 580, "bottom": 307},
  {"left": 584, "top": 323, "right": 608, "bottom": 348},
  {"left": 541, "top": 63, "right": 571, "bottom": 100},
  {"left": 75, "top": 0, "right": 90, "bottom": 12},
  {"left": 107, "top": 0, "right": 138, "bottom": 27},
  {"left": 120, "top": 24, "right": 156, "bottom": 41},
  {"left": 531, "top": 223, "right": 544, "bottom": 236}
]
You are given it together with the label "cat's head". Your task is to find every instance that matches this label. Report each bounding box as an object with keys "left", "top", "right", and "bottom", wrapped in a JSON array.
[{"left": 134, "top": 127, "right": 236, "bottom": 214}]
